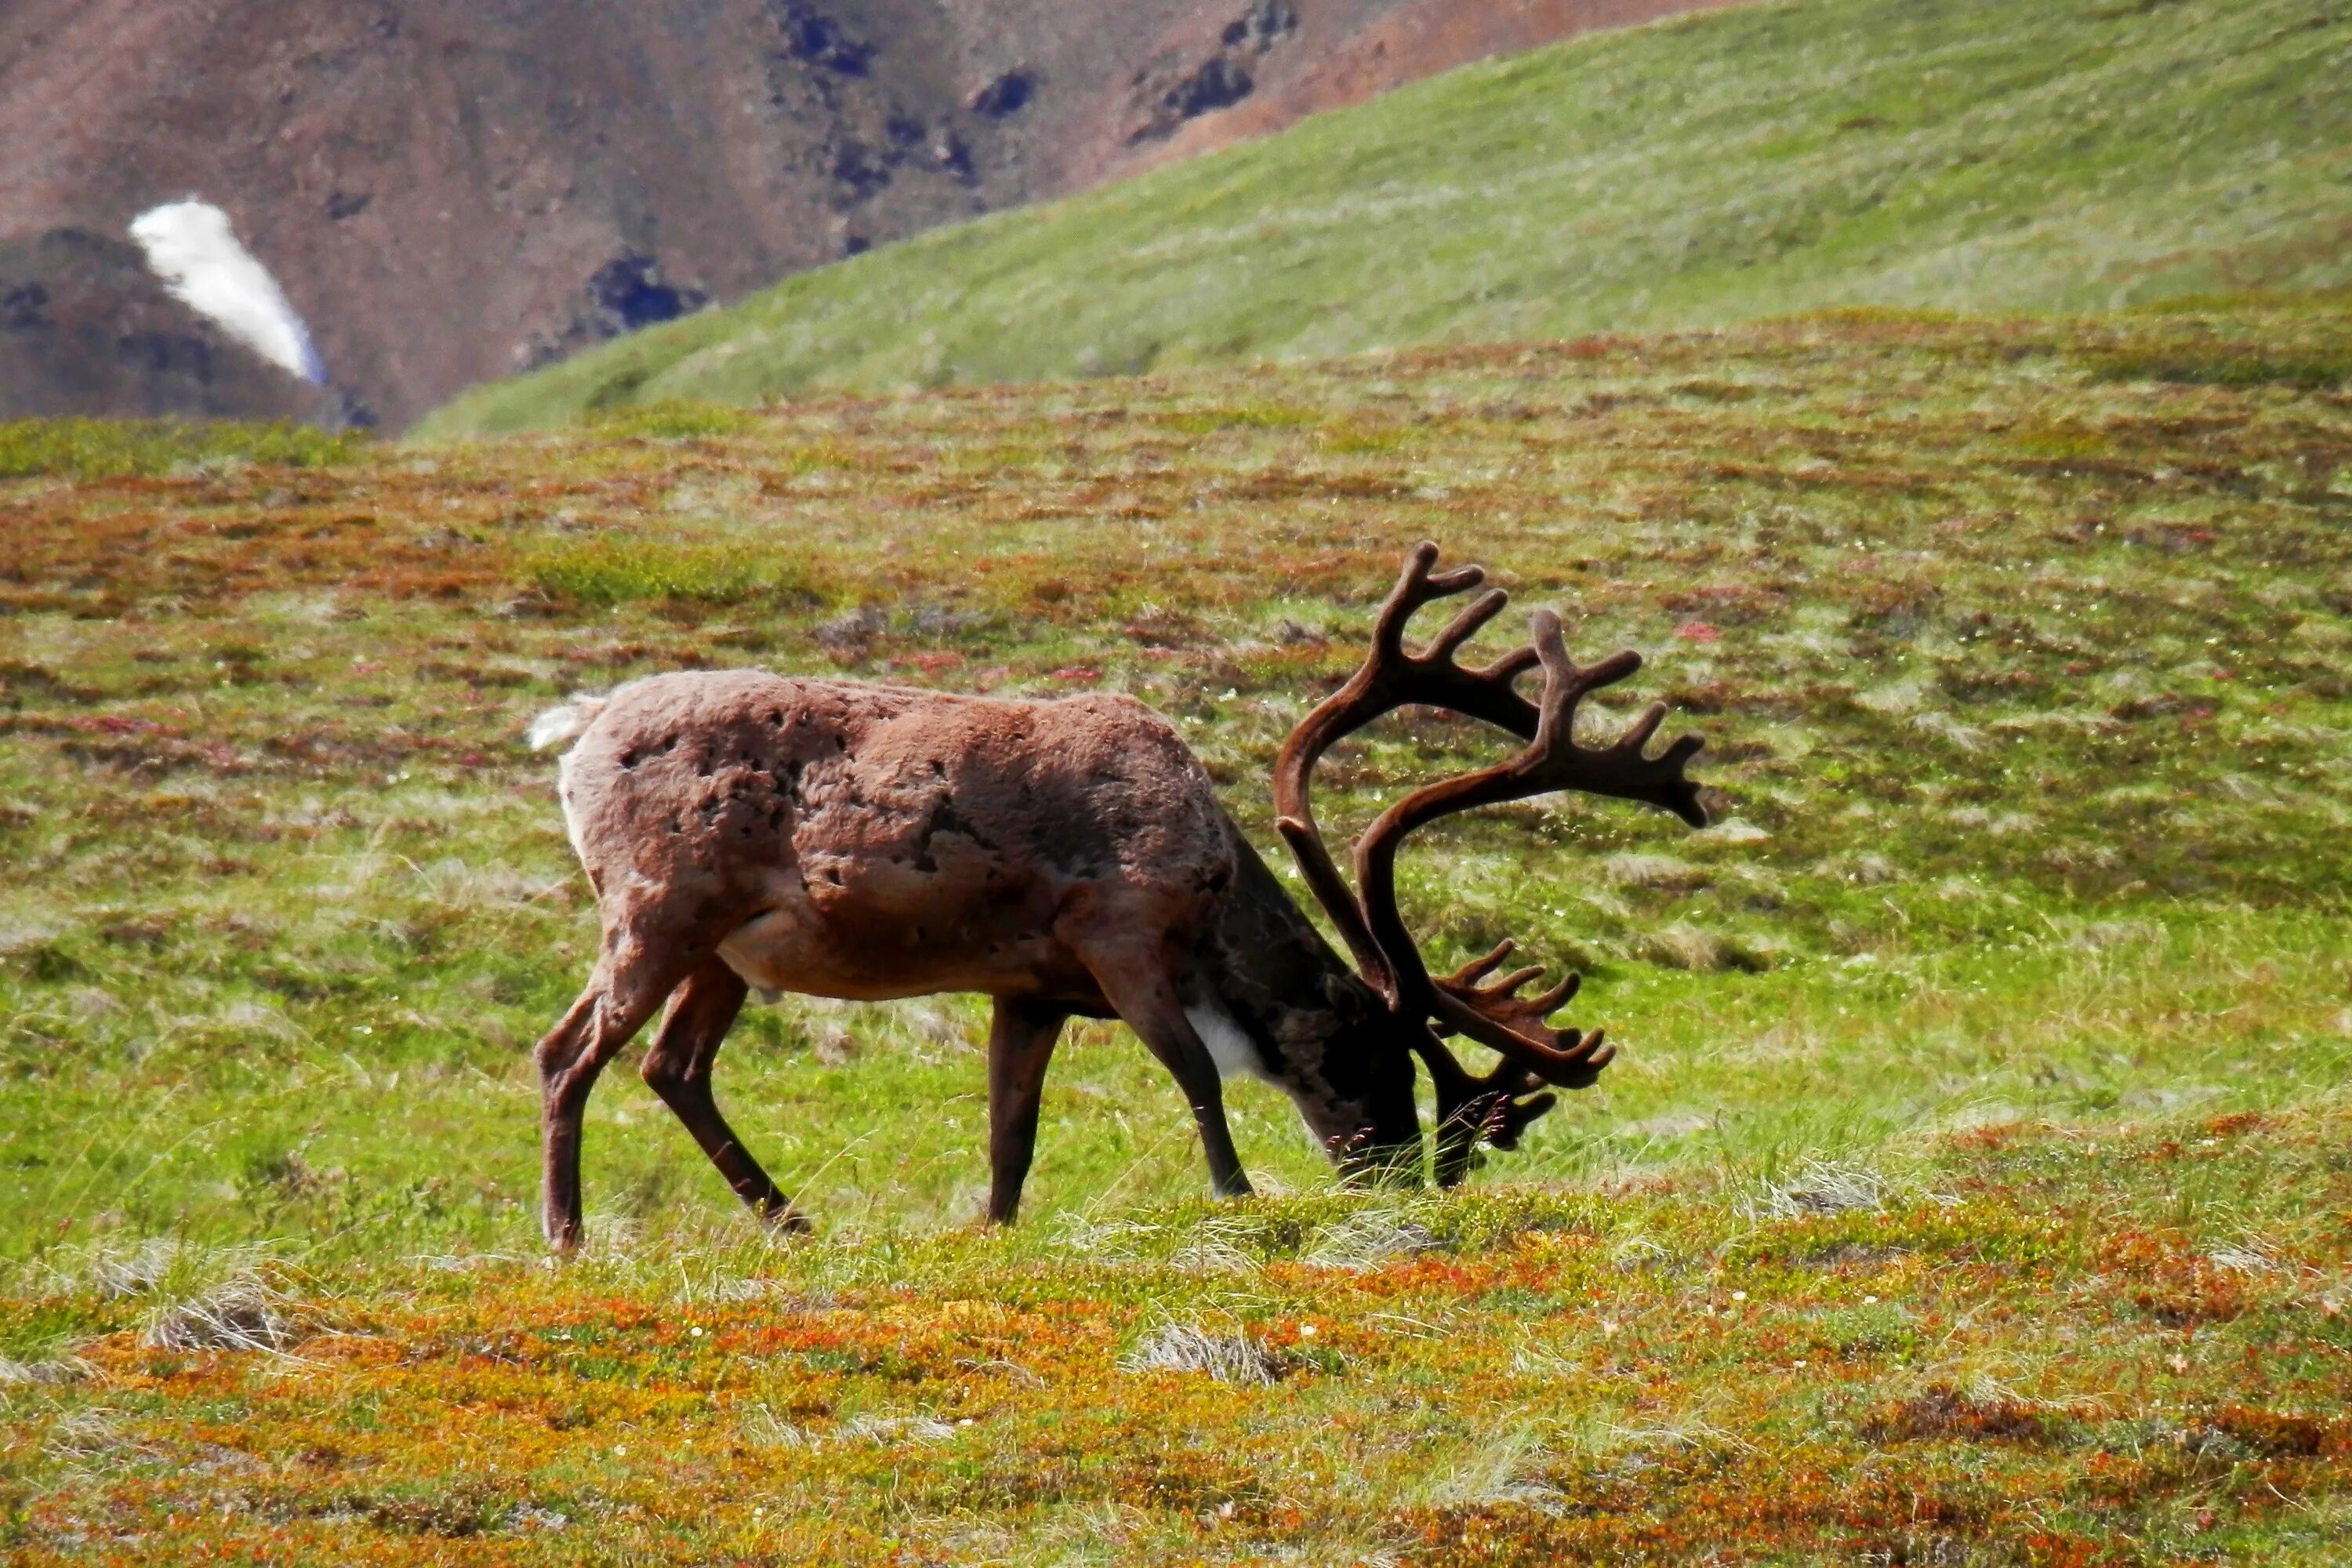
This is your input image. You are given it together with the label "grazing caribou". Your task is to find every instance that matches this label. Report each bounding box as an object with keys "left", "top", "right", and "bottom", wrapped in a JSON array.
[{"left": 527, "top": 543, "right": 1706, "bottom": 1250}]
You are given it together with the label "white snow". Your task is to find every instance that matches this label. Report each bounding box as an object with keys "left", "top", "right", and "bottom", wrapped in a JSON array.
[{"left": 129, "top": 199, "right": 325, "bottom": 384}]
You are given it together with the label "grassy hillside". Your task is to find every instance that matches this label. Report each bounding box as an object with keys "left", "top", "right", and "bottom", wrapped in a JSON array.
[
  {"left": 5, "top": 299, "right": 2352, "bottom": 1559},
  {"left": 424, "top": 0, "right": 2351, "bottom": 434}
]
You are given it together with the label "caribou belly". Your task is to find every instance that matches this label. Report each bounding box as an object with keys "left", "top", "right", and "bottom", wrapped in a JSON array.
[{"left": 715, "top": 902, "right": 1074, "bottom": 1004}]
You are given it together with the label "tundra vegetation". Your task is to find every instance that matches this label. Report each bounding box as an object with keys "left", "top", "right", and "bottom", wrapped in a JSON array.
[{"left": 1, "top": 298, "right": 2350, "bottom": 1561}]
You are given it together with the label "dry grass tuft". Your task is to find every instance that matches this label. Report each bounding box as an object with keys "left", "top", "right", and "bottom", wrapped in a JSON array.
[
  {"left": 83, "top": 1239, "right": 183, "bottom": 1299},
  {"left": 139, "top": 1275, "right": 299, "bottom": 1354},
  {"left": 1120, "top": 1322, "right": 1290, "bottom": 1386},
  {"left": 1602, "top": 853, "right": 1710, "bottom": 893},
  {"left": 1299, "top": 1209, "right": 1442, "bottom": 1271},
  {"left": 0, "top": 1354, "right": 89, "bottom": 1386},
  {"left": 1748, "top": 1160, "right": 1886, "bottom": 1220},
  {"left": 837, "top": 1412, "right": 960, "bottom": 1445}
]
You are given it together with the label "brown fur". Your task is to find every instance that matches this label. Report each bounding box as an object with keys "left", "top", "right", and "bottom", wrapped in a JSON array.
[
  {"left": 534, "top": 670, "right": 1406, "bottom": 1249},
  {"left": 561, "top": 673, "right": 1227, "bottom": 1007}
]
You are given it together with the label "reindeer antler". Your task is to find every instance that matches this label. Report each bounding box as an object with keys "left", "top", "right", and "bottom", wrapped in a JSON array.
[
  {"left": 1274, "top": 544, "right": 1708, "bottom": 1165},
  {"left": 1428, "top": 939, "right": 1602, "bottom": 1076},
  {"left": 1355, "top": 607, "right": 1703, "bottom": 1080},
  {"left": 1272, "top": 542, "right": 1541, "bottom": 1004}
]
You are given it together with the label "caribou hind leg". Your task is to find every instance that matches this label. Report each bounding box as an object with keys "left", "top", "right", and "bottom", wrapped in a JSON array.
[
  {"left": 535, "top": 953, "right": 688, "bottom": 1251},
  {"left": 640, "top": 956, "right": 811, "bottom": 1233}
]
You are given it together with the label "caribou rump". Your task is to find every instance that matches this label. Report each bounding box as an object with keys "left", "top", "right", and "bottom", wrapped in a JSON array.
[{"left": 527, "top": 543, "right": 1706, "bottom": 1249}]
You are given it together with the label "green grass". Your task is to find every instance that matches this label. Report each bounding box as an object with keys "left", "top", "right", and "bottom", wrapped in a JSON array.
[
  {"left": 0, "top": 420, "right": 364, "bottom": 481},
  {"left": 3, "top": 299, "right": 2350, "bottom": 1560},
  {"left": 423, "top": 0, "right": 2352, "bottom": 435},
  {"left": 526, "top": 541, "right": 824, "bottom": 609}
]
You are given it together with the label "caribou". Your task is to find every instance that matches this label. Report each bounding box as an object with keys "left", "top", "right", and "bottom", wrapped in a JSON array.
[{"left": 526, "top": 543, "right": 1706, "bottom": 1250}]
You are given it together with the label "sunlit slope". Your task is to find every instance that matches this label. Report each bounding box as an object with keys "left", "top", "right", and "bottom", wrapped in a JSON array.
[
  {"left": 9, "top": 297, "right": 2352, "bottom": 1254},
  {"left": 423, "top": 0, "right": 2350, "bottom": 434},
  {"left": 8, "top": 303, "right": 2352, "bottom": 1562}
]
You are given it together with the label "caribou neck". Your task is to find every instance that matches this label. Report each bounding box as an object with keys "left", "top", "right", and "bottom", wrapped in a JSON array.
[{"left": 1193, "top": 818, "right": 1421, "bottom": 1156}]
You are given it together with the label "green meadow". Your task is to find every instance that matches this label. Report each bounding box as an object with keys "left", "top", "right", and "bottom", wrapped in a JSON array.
[{"left": 1, "top": 297, "right": 2348, "bottom": 1559}]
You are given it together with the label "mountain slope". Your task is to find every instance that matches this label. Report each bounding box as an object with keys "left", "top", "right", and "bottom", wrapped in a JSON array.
[
  {"left": 0, "top": 0, "right": 1727, "bottom": 427},
  {"left": 0, "top": 229, "right": 330, "bottom": 423},
  {"left": 423, "top": 0, "right": 2352, "bottom": 434}
]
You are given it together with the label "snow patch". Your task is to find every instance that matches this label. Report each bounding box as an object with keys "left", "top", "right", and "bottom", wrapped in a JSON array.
[{"left": 129, "top": 199, "right": 325, "bottom": 384}]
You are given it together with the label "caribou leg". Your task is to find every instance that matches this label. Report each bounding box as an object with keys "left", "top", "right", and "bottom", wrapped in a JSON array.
[
  {"left": 985, "top": 997, "right": 1069, "bottom": 1225},
  {"left": 535, "top": 956, "right": 684, "bottom": 1251},
  {"left": 640, "top": 956, "right": 811, "bottom": 1234},
  {"left": 1086, "top": 960, "right": 1253, "bottom": 1200}
]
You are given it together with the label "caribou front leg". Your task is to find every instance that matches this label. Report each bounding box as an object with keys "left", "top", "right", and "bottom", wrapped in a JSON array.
[
  {"left": 985, "top": 997, "right": 1069, "bottom": 1225},
  {"left": 1085, "top": 960, "right": 1253, "bottom": 1200}
]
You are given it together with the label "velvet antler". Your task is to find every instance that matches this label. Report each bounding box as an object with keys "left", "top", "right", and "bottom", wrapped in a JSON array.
[
  {"left": 1273, "top": 543, "right": 1708, "bottom": 1181},
  {"left": 1271, "top": 542, "right": 1541, "bottom": 1004}
]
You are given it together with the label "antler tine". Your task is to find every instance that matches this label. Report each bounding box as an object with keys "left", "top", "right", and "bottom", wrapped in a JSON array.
[
  {"left": 1373, "top": 542, "right": 1488, "bottom": 655},
  {"left": 1412, "top": 1033, "right": 1558, "bottom": 1187},
  {"left": 1351, "top": 605, "right": 1704, "bottom": 1087},
  {"left": 1272, "top": 542, "right": 1547, "bottom": 1000},
  {"left": 1432, "top": 982, "right": 1616, "bottom": 1081},
  {"left": 1519, "top": 611, "right": 1705, "bottom": 823}
]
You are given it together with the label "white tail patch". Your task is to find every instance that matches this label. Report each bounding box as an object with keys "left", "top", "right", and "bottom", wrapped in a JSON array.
[
  {"left": 1186, "top": 1002, "right": 1269, "bottom": 1084},
  {"left": 529, "top": 695, "right": 609, "bottom": 753},
  {"left": 128, "top": 200, "right": 325, "bottom": 385}
]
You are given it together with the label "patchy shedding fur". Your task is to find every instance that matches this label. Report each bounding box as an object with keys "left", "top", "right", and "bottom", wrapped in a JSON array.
[{"left": 529, "top": 669, "right": 1411, "bottom": 1250}]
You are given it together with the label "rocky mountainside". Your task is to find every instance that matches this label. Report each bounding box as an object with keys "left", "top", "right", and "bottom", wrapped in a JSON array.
[
  {"left": 0, "top": 228, "right": 330, "bottom": 423},
  {"left": 0, "top": 0, "right": 1726, "bottom": 429}
]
